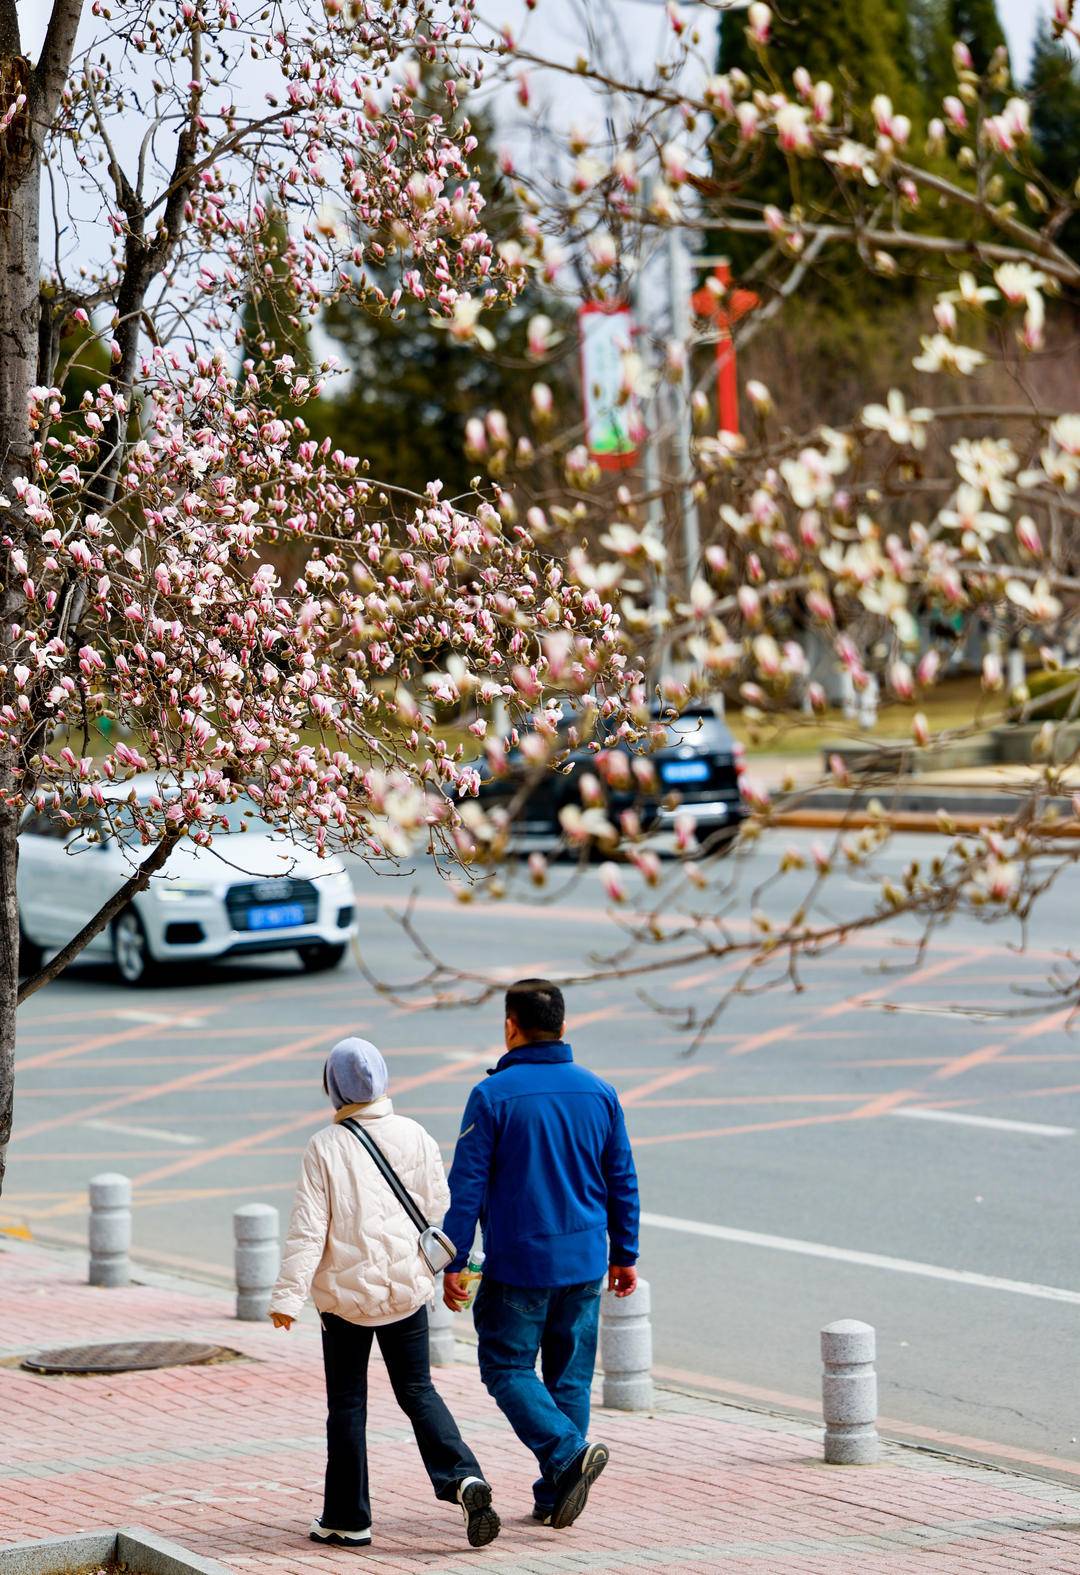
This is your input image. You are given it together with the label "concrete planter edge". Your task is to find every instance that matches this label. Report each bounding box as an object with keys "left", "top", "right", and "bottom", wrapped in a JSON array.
[{"left": 0, "top": 1526, "right": 233, "bottom": 1575}]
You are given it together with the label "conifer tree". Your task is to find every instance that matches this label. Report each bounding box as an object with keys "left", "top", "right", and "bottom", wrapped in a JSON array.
[
  {"left": 237, "top": 210, "right": 315, "bottom": 411},
  {"left": 948, "top": 0, "right": 1009, "bottom": 76},
  {"left": 1027, "top": 13, "right": 1080, "bottom": 258}
]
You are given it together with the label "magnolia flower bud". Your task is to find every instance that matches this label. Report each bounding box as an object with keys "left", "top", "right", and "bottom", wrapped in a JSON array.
[
  {"left": 530, "top": 381, "right": 554, "bottom": 424},
  {"left": 916, "top": 648, "right": 941, "bottom": 687},
  {"left": 889, "top": 661, "right": 915, "bottom": 700},
  {"left": 579, "top": 772, "right": 604, "bottom": 808},
  {"left": 1015, "top": 516, "right": 1042, "bottom": 556},
  {"left": 981, "top": 652, "right": 1003, "bottom": 691},
  {"left": 944, "top": 95, "right": 968, "bottom": 131},
  {"left": 746, "top": 379, "right": 772, "bottom": 415},
  {"left": 912, "top": 711, "right": 930, "bottom": 747},
  {"left": 464, "top": 417, "right": 487, "bottom": 460},
  {"left": 746, "top": 2, "right": 771, "bottom": 46},
  {"left": 806, "top": 589, "right": 834, "bottom": 623},
  {"left": 665, "top": 339, "right": 688, "bottom": 382},
  {"left": 599, "top": 862, "right": 627, "bottom": 904},
  {"left": 737, "top": 585, "right": 762, "bottom": 624}
]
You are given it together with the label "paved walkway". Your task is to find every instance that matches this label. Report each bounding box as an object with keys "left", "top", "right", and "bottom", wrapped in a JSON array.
[{"left": 3, "top": 1240, "right": 1080, "bottom": 1574}]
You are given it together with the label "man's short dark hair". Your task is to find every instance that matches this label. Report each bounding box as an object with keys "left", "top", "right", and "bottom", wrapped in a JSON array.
[{"left": 506, "top": 978, "right": 565, "bottom": 1039}]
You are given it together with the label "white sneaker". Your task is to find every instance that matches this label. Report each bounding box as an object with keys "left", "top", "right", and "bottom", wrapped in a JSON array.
[{"left": 309, "top": 1517, "right": 372, "bottom": 1547}]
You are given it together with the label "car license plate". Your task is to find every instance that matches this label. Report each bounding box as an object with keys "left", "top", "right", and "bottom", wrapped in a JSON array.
[
  {"left": 246, "top": 902, "right": 306, "bottom": 930},
  {"left": 660, "top": 759, "right": 710, "bottom": 784}
]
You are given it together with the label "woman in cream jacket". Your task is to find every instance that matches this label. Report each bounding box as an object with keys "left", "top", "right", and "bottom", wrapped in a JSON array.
[{"left": 269, "top": 1036, "right": 499, "bottom": 1550}]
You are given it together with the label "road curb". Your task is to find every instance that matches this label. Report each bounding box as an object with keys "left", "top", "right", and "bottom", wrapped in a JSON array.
[{"left": 769, "top": 806, "right": 1080, "bottom": 836}]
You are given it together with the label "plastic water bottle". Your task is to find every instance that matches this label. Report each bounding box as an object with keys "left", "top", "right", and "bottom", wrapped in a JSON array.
[{"left": 460, "top": 1248, "right": 485, "bottom": 1311}]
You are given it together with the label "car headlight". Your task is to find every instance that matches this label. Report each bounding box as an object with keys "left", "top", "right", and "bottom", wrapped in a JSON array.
[{"left": 156, "top": 882, "right": 216, "bottom": 902}]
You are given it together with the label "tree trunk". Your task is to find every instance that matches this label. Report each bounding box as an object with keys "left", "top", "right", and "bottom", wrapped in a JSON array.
[{"left": 0, "top": 0, "right": 84, "bottom": 1195}]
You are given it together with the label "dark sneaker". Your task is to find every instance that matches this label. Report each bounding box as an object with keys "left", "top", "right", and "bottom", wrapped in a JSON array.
[
  {"left": 550, "top": 1441, "right": 610, "bottom": 1530},
  {"left": 309, "top": 1517, "right": 372, "bottom": 1548},
  {"left": 532, "top": 1504, "right": 553, "bottom": 1525},
  {"left": 457, "top": 1477, "right": 501, "bottom": 1547}
]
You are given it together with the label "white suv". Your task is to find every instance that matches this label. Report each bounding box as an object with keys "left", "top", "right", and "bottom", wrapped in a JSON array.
[{"left": 18, "top": 778, "right": 357, "bottom": 985}]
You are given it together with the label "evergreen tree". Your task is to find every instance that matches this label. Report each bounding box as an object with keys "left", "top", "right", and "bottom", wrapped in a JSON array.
[
  {"left": 910, "top": 0, "right": 954, "bottom": 113},
  {"left": 237, "top": 210, "right": 314, "bottom": 409},
  {"left": 712, "top": 0, "right": 928, "bottom": 280},
  {"left": 717, "top": 0, "right": 920, "bottom": 119},
  {"left": 1027, "top": 13, "right": 1080, "bottom": 257},
  {"left": 947, "top": 0, "right": 1009, "bottom": 77}
]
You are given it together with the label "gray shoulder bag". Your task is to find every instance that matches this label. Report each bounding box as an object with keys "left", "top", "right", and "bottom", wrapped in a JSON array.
[{"left": 341, "top": 1118, "right": 456, "bottom": 1274}]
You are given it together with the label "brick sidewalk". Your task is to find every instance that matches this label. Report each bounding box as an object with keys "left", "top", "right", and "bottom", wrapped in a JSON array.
[{"left": 3, "top": 1240, "right": 1080, "bottom": 1574}]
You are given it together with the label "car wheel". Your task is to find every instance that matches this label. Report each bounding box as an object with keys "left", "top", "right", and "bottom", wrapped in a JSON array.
[
  {"left": 297, "top": 941, "right": 347, "bottom": 974},
  {"left": 112, "top": 907, "right": 158, "bottom": 986},
  {"left": 18, "top": 923, "right": 43, "bottom": 979}
]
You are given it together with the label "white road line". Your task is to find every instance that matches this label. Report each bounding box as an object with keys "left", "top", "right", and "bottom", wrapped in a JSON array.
[
  {"left": 639, "top": 1211, "right": 1080, "bottom": 1306},
  {"left": 892, "top": 1107, "right": 1075, "bottom": 1138},
  {"left": 83, "top": 1119, "right": 202, "bottom": 1147},
  {"left": 110, "top": 1009, "right": 202, "bottom": 1027},
  {"left": 876, "top": 1003, "right": 1006, "bottom": 1021}
]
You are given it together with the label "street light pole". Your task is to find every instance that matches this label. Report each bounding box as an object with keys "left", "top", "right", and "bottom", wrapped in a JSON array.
[{"left": 668, "top": 224, "right": 701, "bottom": 594}]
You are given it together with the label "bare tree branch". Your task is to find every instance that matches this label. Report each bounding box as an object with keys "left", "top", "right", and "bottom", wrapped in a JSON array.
[{"left": 17, "top": 831, "right": 181, "bottom": 1005}]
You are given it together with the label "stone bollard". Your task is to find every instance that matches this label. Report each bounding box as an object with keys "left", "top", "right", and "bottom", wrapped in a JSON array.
[
  {"left": 89, "top": 1173, "right": 132, "bottom": 1287},
  {"left": 600, "top": 1277, "right": 653, "bottom": 1410},
  {"left": 821, "top": 1319, "right": 879, "bottom": 1464},
  {"left": 234, "top": 1203, "right": 280, "bottom": 1321},
  {"left": 428, "top": 1278, "right": 456, "bottom": 1366}
]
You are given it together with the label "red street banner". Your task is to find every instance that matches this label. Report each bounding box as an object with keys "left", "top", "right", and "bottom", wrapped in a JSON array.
[{"left": 578, "top": 301, "right": 640, "bottom": 470}]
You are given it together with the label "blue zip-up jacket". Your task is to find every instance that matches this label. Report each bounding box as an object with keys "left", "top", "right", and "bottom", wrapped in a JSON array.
[{"left": 443, "top": 1040, "right": 640, "bottom": 1288}]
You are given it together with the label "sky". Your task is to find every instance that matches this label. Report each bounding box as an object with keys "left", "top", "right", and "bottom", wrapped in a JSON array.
[
  {"left": 13, "top": 1, "right": 1054, "bottom": 81},
  {"left": 999, "top": 0, "right": 1046, "bottom": 78}
]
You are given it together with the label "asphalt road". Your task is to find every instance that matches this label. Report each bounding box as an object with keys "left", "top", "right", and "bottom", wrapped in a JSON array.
[{"left": 6, "top": 830, "right": 1080, "bottom": 1481}]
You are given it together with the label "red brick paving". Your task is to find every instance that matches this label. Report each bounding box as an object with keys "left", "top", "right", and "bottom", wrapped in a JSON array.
[{"left": 3, "top": 1240, "right": 1080, "bottom": 1573}]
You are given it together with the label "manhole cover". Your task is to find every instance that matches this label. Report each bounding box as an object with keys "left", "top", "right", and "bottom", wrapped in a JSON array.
[{"left": 21, "top": 1339, "right": 226, "bottom": 1375}]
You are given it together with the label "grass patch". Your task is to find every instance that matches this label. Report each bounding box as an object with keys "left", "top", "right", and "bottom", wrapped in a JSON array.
[{"left": 728, "top": 674, "right": 1006, "bottom": 758}]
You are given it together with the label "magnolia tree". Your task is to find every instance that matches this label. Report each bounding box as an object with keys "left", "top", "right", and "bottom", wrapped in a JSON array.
[
  {"left": 4, "top": 0, "right": 1080, "bottom": 1193},
  {"left": 362, "top": 1, "right": 1080, "bottom": 1040},
  {"left": 0, "top": 0, "right": 638, "bottom": 1192}
]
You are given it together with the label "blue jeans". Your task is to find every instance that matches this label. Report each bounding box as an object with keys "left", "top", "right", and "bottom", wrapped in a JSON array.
[{"left": 474, "top": 1276, "right": 602, "bottom": 1510}]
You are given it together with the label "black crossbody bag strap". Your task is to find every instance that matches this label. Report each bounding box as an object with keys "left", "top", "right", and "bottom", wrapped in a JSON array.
[{"left": 341, "top": 1118, "right": 429, "bottom": 1236}]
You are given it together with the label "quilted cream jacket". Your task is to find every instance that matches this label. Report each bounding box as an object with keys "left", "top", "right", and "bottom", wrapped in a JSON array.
[{"left": 270, "top": 1098, "right": 450, "bottom": 1326}]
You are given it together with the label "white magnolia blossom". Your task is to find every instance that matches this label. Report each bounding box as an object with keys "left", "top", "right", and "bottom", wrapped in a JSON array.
[
  {"left": 600, "top": 522, "right": 667, "bottom": 565},
  {"left": 825, "top": 139, "right": 880, "bottom": 185},
  {"left": 993, "top": 262, "right": 1047, "bottom": 305},
  {"left": 861, "top": 389, "right": 932, "bottom": 448},
  {"left": 1005, "top": 578, "right": 1064, "bottom": 620},
  {"left": 779, "top": 432, "right": 850, "bottom": 507},
  {"left": 942, "top": 272, "right": 998, "bottom": 312},
  {"left": 937, "top": 484, "right": 1011, "bottom": 551},
  {"left": 913, "top": 334, "right": 987, "bottom": 375},
  {"left": 951, "top": 437, "right": 1019, "bottom": 510}
]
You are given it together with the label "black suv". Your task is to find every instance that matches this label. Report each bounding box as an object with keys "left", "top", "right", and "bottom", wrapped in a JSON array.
[{"left": 474, "top": 702, "right": 747, "bottom": 847}]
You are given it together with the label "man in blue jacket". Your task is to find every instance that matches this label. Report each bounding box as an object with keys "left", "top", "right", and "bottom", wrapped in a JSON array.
[{"left": 443, "top": 979, "right": 640, "bottom": 1531}]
